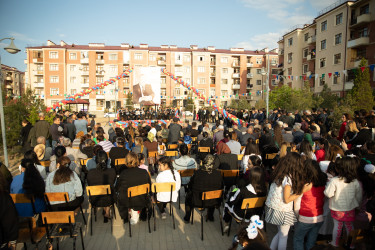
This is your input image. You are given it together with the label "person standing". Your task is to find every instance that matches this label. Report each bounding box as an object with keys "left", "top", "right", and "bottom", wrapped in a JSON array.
[
  {"left": 20, "top": 120, "right": 33, "bottom": 153},
  {"left": 74, "top": 112, "right": 88, "bottom": 135},
  {"left": 49, "top": 116, "right": 63, "bottom": 150},
  {"left": 168, "top": 118, "right": 182, "bottom": 144},
  {"left": 32, "top": 112, "right": 51, "bottom": 147},
  {"left": 63, "top": 117, "right": 76, "bottom": 142}
]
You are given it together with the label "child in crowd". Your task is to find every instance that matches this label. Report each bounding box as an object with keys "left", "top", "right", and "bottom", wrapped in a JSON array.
[
  {"left": 265, "top": 152, "right": 312, "bottom": 250},
  {"left": 137, "top": 153, "right": 148, "bottom": 172},
  {"left": 294, "top": 159, "right": 327, "bottom": 250},
  {"left": 324, "top": 156, "right": 362, "bottom": 248}
]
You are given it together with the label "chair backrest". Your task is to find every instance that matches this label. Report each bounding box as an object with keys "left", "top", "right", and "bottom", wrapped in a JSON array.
[
  {"left": 241, "top": 197, "right": 267, "bottom": 209},
  {"left": 80, "top": 158, "right": 91, "bottom": 166},
  {"left": 198, "top": 147, "right": 210, "bottom": 153},
  {"left": 115, "top": 158, "right": 126, "bottom": 166},
  {"left": 40, "top": 161, "right": 51, "bottom": 167},
  {"left": 10, "top": 193, "right": 34, "bottom": 204},
  {"left": 106, "top": 152, "right": 110, "bottom": 157},
  {"left": 255, "top": 139, "right": 259, "bottom": 144},
  {"left": 72, "top": 146, "right": 79, "bottom": 150},
  {"left": 44, "top": 192, "right": 69, "bottom": 203},
  {"left": 152, "top": 182, "right": 176, "bottom": 193},
  {"left": 41, "top": 211, "right": 75, "bottom": 224},
  {"left": 266, "top": 153, "right": 278, "bottom": 160},
  {"left": 202, "top": 190, "right": 223, "bottom": 200},
  {"left": 162, "top": 138, "right": 168, "bottom": 144},
  {"left": 219, "top": 169, "right": 240, "bottom": 178},
  {"left": 149, "top": 151, "right": 158, "bottom": 158},
  {"left": 86, "top": 185, "right": 111, "bottom": 196},
  {"left": 241, "top": 146, "right": 245, "bottom": 152},
  {"left": 237, "top": 154, "right": 244, "bottom": 161},
  {"left": 187, "top": 144, "right": 192, "bottom": 151},
  {"left": 159, "top": 144, "right": 166, "bottom": 151},
  {"left": 192, "top": 137, "right": 197, "bottom": 142},
  {"left": 127, "top": 183, "right": 150, "bottom": 197},
  {"left": 165, "top": 151, "right": 178, "bottom": 157},
  {"left": 168, "top": 144, "right": 178, "bottom": 150},
  {"left": 178, "top": 169, "right": 195, "bottom": 177}
]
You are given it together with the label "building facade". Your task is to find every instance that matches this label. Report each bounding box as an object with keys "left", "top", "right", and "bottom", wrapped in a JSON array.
[
  {"left": 278, "top": 0, "right": 375, "bottom": 96},
  {"left": 25, "top": 41, "right": 278, "bottom": 112},
  {"left": 1, "top": 64, "right": 25, "bottom": 97}
]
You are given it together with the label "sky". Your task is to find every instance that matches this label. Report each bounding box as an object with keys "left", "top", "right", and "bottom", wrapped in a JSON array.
[{"left": 0, "top": 0, "right": 340, "bottom": 71}]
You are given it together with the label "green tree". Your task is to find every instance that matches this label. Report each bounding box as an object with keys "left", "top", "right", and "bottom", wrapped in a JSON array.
[
  {"left": 125, "top": 92, "right": 134, "bottom": 110},
  {"left": 185, "top": 92, "right": 194, "bottom": 112},
  {"left": 269, "top": 83, "right": 314, "bottom": 111},
  {"left": 314, "top": 84, "right": 339, "bottom": 110},
  {"left": 254, "top": 99, "right": 266, "bottom": 110},
  {"left": 348, "top": 58, "right": 374, "bottom": 111},
  {"left": 228, "top": 99, "right": 251, "bottom": 110}
]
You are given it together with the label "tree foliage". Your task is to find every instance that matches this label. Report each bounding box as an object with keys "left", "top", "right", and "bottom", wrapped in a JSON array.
[
  {"left": 254, "top": 99, "right": 266, "bottom": 110},
  {"left": 269, "top": 83, "right": 314, "bottom": 111},
  {"left": 228, "top": 99, "right": 251, "bottom": 110},
  {"left": 313, "top": 84, "right": 339, "bottom": 110},
  {"left": 125, "top": 92, "right": 134, "bottom": 110},
  {"left": 185, "top": 92, "right": 194, "bottom": 112}
]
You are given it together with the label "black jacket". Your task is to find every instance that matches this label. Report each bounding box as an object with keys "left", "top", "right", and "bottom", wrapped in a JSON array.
[
  {"left": 0, "top": 193, "right": 18, "bottom": 246},
  {"left": 109, "top": 147, "right": 129, "bottom": 173},
  {"left": 87, "top": 168, "right": 117, "bottom": 207},
  {"left": 63, "top": 123, "right": 76, "bottom": 142}
]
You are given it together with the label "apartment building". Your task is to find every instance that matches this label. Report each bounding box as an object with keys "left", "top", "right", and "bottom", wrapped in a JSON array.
[
  {"left": 25, "top": 41, "right": 278, "bottom": 112},
  {"left": 278, "top": 0, "right": 375, "bottom": 97},
  {"left": 1, "top": 64, "right": 25, "bottom": 97}
]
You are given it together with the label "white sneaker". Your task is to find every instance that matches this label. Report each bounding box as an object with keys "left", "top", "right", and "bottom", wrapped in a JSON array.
[
  {"left": 223, "top": 224, "right": 229, "bottom": 233},
  {"left": 161, "top": 213, "right": 167, "bottom": 220}
]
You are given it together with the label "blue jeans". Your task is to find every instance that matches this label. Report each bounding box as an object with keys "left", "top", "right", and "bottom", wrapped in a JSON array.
[{"left": 293, "top": 221, "right": 323, "bottom": 250}]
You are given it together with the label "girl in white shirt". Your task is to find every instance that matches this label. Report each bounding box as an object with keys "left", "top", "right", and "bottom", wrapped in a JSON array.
[
  {"left": 155, "top": 157, "right": 181, "bottom": 219},
  {"left": 324, "top": 156, "right": 362, "bottom": 248}
]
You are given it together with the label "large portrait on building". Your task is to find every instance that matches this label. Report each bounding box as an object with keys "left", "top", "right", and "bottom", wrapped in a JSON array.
[{"left": 133, "top": 67, "right": 161, "bottom": 105}]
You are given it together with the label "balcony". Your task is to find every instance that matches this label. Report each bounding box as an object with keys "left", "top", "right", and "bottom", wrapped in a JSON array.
[
  {"left": 210, "top": 61, "right": 216, "bottom": 66},
  {"left": 34, "top": 82, "right": 44, "bottom": 88},
  {"left": 307, "top": 35, "right": 316, "bottom": 44},
  {"left": 232, "top": 84, "right": 241, "bottom": 90},
  {"left": 247, "top": 63, "right": 253, "bottom": 67},
  {"left": 210, "top": 84, "right": 215, "bottom": 88},
  {"left": 34, "top": 70, "right": 43, "bottom": 75},
  {"left": 158, "top": 60, "right": 166, "bottom": 65},
  {"left": 123, "top": 60, "right": 129, "bottom": 64},
  {"left": 353, "top": 59, "right": 361, "bottom": 68},
  {"left": 279, "top": 49, "right": 284, "bottom": 55},
  {"left": 96, "top": 94, "right": 105, "bottom": 99},
  {"left": 345, "top": 81, "right": 354, "bottom": 90},
  {"left": 246, "top": 84, "right": 253, "bottom": 89},
  {"left": 175, "top": 60, "right": 183, "bottom": 66},
  {"left": 232, "top": 73, "right": 240, "bottom": 78},
  {"left": 350, "top": 13, "right": 371, "bottom": 27},
  {"left": 81, "top": 58, "right": 89, "bottom": 64},
  {"left": 210, "top": 72, "right": 216, "bottom": 77},
  {"left": 307, "top": 54, "right": 316, "bottom": 60},
  {"left": 247, "top": 73, "right": 253, "bottom": 78},
  {"left": 348, "top": 36, "right": 370, "bottom": 48},
  {"left": 33, "top": 58, "right": 43, "bottom": 63},
  {"left": 81, "top": 71, "right": 89, "bottom": 76},
  {"left": 96, "top": 59, "right": 104, "bottom": 64},
  {"left": 96, "top": 70, "right": 104, "bottom": 75},
  {"left": 81, "top": 83, "right": 89, "bottom": 88},
  {"left": 6, "top": 76, "right": 12, "bottom": 81},
  {"left": 232, "top": 62, "right": 240, "bottom": 67},
  {"left": 271, "top": 62, "right": 277, "bottom": 66}
]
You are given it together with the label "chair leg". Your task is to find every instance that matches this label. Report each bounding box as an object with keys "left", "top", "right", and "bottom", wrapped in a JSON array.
[
  {"left": 110, "top": 208, "right": 113, "bottom": 234},
  {"left": 56, "top": 239, "right": 59, "bottom": 250},
  {"left": 24, "top": 242, "right": 27, "bottom": 250},
  {"left": 218, "top": 207, "right": 223, "bottom": 236},
  {"left": 80, "top": 227, "right": 85, "bottom": 250},
  {"left": 128, "top": 212, "right": 132, "bottom": 237},
  {"left": 178, "top": 190, "right": 181, "bottom": 210},
  {"left": 112, "top": 205, "right": 116, "bottom": 220},
  {"left": 191, "top": 208, "right": 194, "bottom": 225},
  {"left": 73, "top": 236, "right": 76, "bottom": 250},
  {"left": 94, "top": 207, "right": 97, "bottom": 222},
  {"left": 90, "top": 207, "right": 93, "bottom": 236},
  {"left": 153, "top": 204, "right": 156, "bottom": 232},
  {"left": 171, "top": 205, "right": 175, "bottom": 230},
  {"left": 80, "top": 205, "right": 87, "bottom": 225},
  {"left": 148, "top": 208, "right": 151, "bottom": 234},
  {"left": 227, "top": 216, "right": 232, "bottom": 236},
  {"left": 201, "top": 211, "right": 204, "bottom": 241}
]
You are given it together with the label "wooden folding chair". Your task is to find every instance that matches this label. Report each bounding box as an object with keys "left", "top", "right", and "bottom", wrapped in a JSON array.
[
  {"left": 151, "top": 182, "right": 176, "bottom": 231},
  {"left": 41, "top": 211, "right": 85, "bottom": 250},
  {"left": 159, "top": 144, "right": 166, "bottom": 151},
  {"left": 266, "top": 153, "right": 278, "bottom": 159},
  {"left": 168, "top": 144, "right": 179, "bottom": 150},
  {"left": 40, "top": 161, "right": 51, "bottom": 172},
  {"left": 165, "top": 151, "right": 178, "bottom": 157},
  {"left": 191, "top": 190, "right": 224, "bottom": 241},
  {"left": 198, "top": 147, "right": 210, "bottom": 153},
  {"left": 219, "top": 169, "right": 240, "bottom": 194},
  {"left": 162, "top": 138, "right": 168, "bottom": 144},
  {"left": 255, "top": 139, "right": 259, "bottom": 144},
  {"left": 80, "top": 158, "right": 91, "bottom": 182},
  {"left": 86, "top": 185, "right": 116, "bottom": 235},
  {"left": 177, "top": 169, "right": 195, "bottom": 209},
  {"left": 44, "top": 192, "right": 87, "bottom": 226},
  {"left": 127, "top": 183, "right": 151, "bottom": 237},
  {"left": 240, "top": 146, "right": 245, "bottom": 152},
  {"left": 226, "top": 196, "right": 267, "bottom": 236},
  {"left": 10, "top": 194, "right": 46, "bottom": 249},
  {"left": 237, "top": 154, "right": 244, "bottom": 161}
]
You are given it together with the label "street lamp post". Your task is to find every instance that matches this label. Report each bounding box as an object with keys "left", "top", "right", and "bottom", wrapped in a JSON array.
[
  {"left": 261, "top": 54, "right": 270, "bottom": 119},
  {"left": 0, "top": 37, "right": 21, "bottom": 168}
]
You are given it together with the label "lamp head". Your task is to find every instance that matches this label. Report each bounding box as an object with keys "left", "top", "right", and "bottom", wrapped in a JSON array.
[{"left": 4, "top": 39, "right": 21, "bottom": 54}]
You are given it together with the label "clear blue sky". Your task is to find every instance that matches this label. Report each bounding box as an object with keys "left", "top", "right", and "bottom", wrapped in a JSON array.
[{"left": 0, "top": 0, "right": 339, "bottom": 71}]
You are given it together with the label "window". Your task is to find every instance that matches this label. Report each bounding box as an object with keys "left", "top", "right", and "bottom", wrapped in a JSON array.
[
  {"left": 160, "top": 78, "right": 166, "bottom": 85},
  {"left": 198, "top": 89, "right": 205, "bottom": 95},
  {"left": 256, "top": 58, "right": 262, "bottom": 64},
  {"left": 198, "top": 56, "right": 205, "bottom": 62},
  {"left": 184, "top": 55, "right": 190, "bottom": 62},
  {"left": 336, "top": 13, "right": 343, "bottom": 25},
  {"left": 109, "top": 53, "right": 118, "bottom": 60},
  {"left": 256, "top": 80, "right": 262, "bottom": 85},
  {"left": 321, "top": 39, "right": 326, "bottom": 50},
  {"left": 50, "top": 76, "right": 59, "bottom": 83},
  {"left": 184, "top": 66, "right": 191, "bottom": 73},
  {"left": 161, "top": 88, "right": 166, "bottom": 96},
  {"left": 49, "top": 64, "right": 58, "bottom": 71},
  {"left": 221, "top": 90, "right": 228, "bottom": 96},
  {"left": 96, "top": 65, "right": 104, "bottom": 72},
  {"left": 221, "top": 68, "right": 227, "bottom": 74},
  {"left": 321, "top": 21, "right": 327, "bottom": 32},
  {"left": 71, "top": 89, "right": 77, "bottom": 95},
  {"left": 96, "top": 77, "right": 104, "bottom": 83},
  {"left": 360, "top": 4, "right": 369, "bottom": 15},
  {"left": 82, "top": 65, "right": 89, "bottom": 71},
  {"left": 198, "top": 78, "right": 206, "bottom": 84},
  {"left": 234, "top": 79, "right": 240, "bottom": 85},
  {"left": 49, "top": 51, "right": 58, "bottom": 59},
  {"left": 175, "top": 88, "right": 180, "bottom": 96},
  {"left": 288, "top": 68, "right": 292, "bottom": 75},
  {"left": 198, "top": 66, "right": 205, "bottom": 73},
  {"left": 303, "top": 49, "right": 308, "bottom": 58},
  {"left": 70, "top": 65, "right": 76, "bottom": 71},
  {"left": 37, "top": 65, "right": 43, "bottom": 71},
  {"left": 124, "top": 77, "right": 129, "bottom": 84},
  {"left": 334, "top": 53, "right": 341, "bottom": 64},
  {"left": 96, "top": 100, "right": 104, "bottom": 107},
  {"left": 83, "top": 77, "right": 89, "bottom": 83},
  {"left": 185, "top": 78, "right": 191, "bottom": 84},
  {"left": 108, "top": 65, "right": 116, "bottom": 73},
  {"left": 50, "top": 88, "right": 59, "bottom": 95},
  {"left": 288, "top": 53, "right": 293, "bottom": 63},
  {"left": 335, "top": 33, "right": 342, "bottom": 45},
  {"left": 271, "top": 69, "right": 279, "bottom": 74},
  {"left": 149, "top": 54, "right": 156, "bottom": 61},
  {"left": 175, "top": 67, "right": 182, "bottom": 73},
  {"left": 96, "top": 53, "right": 104, "bottom": 60},
  {"left": 333, "top": 73, "right": 340, "bottom": 85},
  {"left": 69, "top": 53, "right": 77, "bottom": 60},
  {"left": 210, "top": 89, "right": 215, "bottom": 97},
  {"left": 221, "top": 57, "right": 228, "bottom": 63},
  {"left": 271, "top": 79, "right": 277, "bottom": 86},
  {"left": 135, "top": 53, "right": 143, "bottom": 60},
  {"left": 256, "top": 69, "right": 262, "bottom": 74},
  {"left": 81, "top": 51, "right": 88, "bottom": 58},
  {"left": 222, "top": 79, "right": 228, "bottom": 84},
  {"left": 70, "top": 76, "right": 76, "bottom": 84},
  {"left": 320, "top": 58, "right": 326, "bottom": 68},
  {"left": 303, "top": 64, "right": 308, "bottom": 73},
  {"left": 320, "top": 76, "right": 325, "bottom": 86},
  {"left": 288, "top": 38, "right": 293, "bottom": 46},
  {"left": 304, "top": 33, "right": 309, "bottom": 42},
  {"left": 359, "top": 27, "right": 369, "bottom": 37}
]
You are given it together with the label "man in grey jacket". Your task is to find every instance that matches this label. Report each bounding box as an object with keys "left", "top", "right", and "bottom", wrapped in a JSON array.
[{"left": 168, "top": 117, "right": 182, "bottom": 144}]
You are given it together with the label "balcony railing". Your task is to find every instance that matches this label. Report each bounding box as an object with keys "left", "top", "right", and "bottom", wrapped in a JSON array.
[
  {"left": 307, "top": 35, "right": 316, "bottom": 44},
  {"left": 307, "top": 54, "right": 316, "bottom": 60},
  {"left": 247, "top": 63, "right": 253, "bottom": 67},
  {"left": 232, "top": 84, "right": 241, "bottom": 90},
  {"left": 81, "top": 83, "right": 89, "bottom": 88},
  {"left": 34, "top": 70, "right": 43, "bottom": 75},
  {"left": 33, "top": 58, "right": 43, "bottom": 63},
  {"left": 158, "top": 60, "right": 166, "bottom": 65},
  {"left": 247, "top": 73, "right": 253, "bottom": 78},
  {"left": 232, "top": 62, "right": 240, "bottom": 67},
  {"left": 6, "top": 76, "right": 12, "bottom": 81},
  {"left": 232, "top": 73, "right": 240, "bottom": 78},
  {"left": 96, "top": 59, "right": 104, "bottom": 64},
  {"left": 175, "top": 60, "right": 183, "bottom": 65},
  {"left": 351, "top": 13, "right": 371, "bottom": 26},
  {"left": 81, "top": 71, "right": 89, "bottom": 75},
  {"left": 348, "top": 36, "right": 370, "bottom": 48},
  {"left": 247, "top": 84, "right": 253, "bottom": 89},
  {"left": 34, "top": 82, "right": 44, "bottom": 88},
  {"left": 81, "top": 58, "right": 89, "bottom": 64}
]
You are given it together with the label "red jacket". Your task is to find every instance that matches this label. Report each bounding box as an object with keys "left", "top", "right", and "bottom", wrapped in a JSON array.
[{"left": 300, "top": 186, "right": 325, "bottom": 218}]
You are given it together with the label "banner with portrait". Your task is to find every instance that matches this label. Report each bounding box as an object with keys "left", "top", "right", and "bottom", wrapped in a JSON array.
[{"left": 133, "top": 66, "right": 161, "bottom": 105}]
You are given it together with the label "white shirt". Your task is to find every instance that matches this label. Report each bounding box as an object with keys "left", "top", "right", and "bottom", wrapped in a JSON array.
[
  {"left": 155, "top": 169, "right": 181, "bottom": 202},
  {"left": 324, "top": 177, "right": 362, "bottom": 211}
]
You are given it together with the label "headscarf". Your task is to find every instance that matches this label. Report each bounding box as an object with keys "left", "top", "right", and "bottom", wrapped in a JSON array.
[
  {"left": 201, "top": 154, "right": 215, "bottom": 174},
  {"left": 147, "top": 132, "right": 155, "bottom": 142},
  {"left": 217, "top": 142, "right": 231, "bottom": 155}
]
